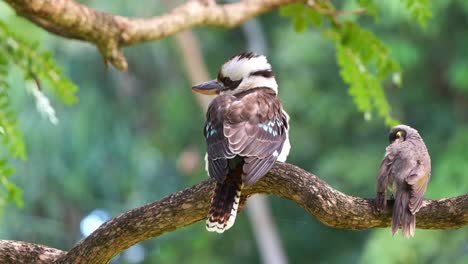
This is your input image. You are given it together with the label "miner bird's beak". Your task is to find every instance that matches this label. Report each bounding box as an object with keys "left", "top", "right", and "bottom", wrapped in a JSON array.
[{"left": 192, "top": 80, "right": 223, "bottom": 95}]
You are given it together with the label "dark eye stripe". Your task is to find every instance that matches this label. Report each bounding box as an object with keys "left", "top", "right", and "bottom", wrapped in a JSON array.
[
  {"left": 222, "top": 77, "right": 242, "bottom": 90},
  {"left": 217, "top": 71, "right": 241, "bottom": 91},
  {"left": 250, "top": 70, "right": 273, "bottom": 78}
]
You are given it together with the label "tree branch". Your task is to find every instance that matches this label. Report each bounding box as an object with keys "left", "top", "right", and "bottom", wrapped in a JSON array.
[
  {"left": 0, "top": 240, "right": 65, "bottom": 263},
  {"left": 0, "top": 162, "right": 465, "bottom": 263},
  {"left": 4, "top": 0, "right": 305, "bottom": 71}
]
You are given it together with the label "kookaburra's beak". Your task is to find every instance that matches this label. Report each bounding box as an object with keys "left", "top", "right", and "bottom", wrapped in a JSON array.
[{"left": 192, "top": 80, "right": 223, "bottom": 95}]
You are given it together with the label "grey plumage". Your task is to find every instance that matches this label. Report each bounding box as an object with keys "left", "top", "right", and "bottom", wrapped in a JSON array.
[{"left": 375, "top": 124, "right": 431, "bottom": 237}]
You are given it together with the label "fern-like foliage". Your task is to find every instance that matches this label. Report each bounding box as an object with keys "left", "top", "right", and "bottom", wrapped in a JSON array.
[
  {"left": 333, "top": 22, "right": 400, "bottom": 126},
  {"left": 280, "top": 0, "right": 432, "bottom": 126},
  {"left": 279, "top": 3, "right": 323, "bottom": 32},
  {"left": 401, "top": 0, "right": 432, "bottom": 27},
  {"left": 0, "top": 20, "right": 78, "bottom": 211}
]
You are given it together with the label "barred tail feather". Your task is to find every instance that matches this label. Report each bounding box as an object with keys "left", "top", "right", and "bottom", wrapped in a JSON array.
[
  {"left": 206, "top": 168, "right": 243, "bottom": 233},
  {"left": 392, "top": 190, "right": 416, "bottom": 238},
  {"left": 402, "top": 209, "right": 416, "bottom": 238}
]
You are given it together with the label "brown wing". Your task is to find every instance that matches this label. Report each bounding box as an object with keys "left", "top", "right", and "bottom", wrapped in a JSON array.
[
  {"left": 375, "top": 149, "right": 394, "bottom": 212},
  {"left": 204, "top": 96, "right": 233, "bottom": 182},
  {"left": 204, "top": 88, "right": 287, "bottom": 185},
  {"left": 392, "top": 148, "right": 430, "bottom": 215},
  {"left": 406, "top": 168, "right": 430, "bottom": 214}
]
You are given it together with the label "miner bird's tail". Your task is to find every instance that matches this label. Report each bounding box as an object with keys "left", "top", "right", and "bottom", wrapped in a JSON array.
[
  {"left": 206, "top": 165, "right": 243, "bottom": 233},
  {"left": 392, "top": 189, "right": 416, "bottom": 238}
]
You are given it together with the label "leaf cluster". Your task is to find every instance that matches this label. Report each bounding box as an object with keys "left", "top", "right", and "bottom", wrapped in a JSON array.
[
  {"left": 279, "top": 0, "right": 432, "bottom": 126},
  {"left": 0, "top": 20, "right": 78, "bottom": 211}
]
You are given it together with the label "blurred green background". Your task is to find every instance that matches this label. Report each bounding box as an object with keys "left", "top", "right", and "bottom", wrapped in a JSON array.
[{"left": 0, "top": 0, "right": 467, "bottom": 263}]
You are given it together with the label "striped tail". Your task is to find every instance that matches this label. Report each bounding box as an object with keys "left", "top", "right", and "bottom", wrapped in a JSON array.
[
  {"left": 392, "top": 190, "right": 416, "bottom": 238},
  {"left": 206, "top": 166, "right": 243, "bottom": 233}
]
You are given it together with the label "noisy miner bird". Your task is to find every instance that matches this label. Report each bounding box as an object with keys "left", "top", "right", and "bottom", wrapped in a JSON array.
[
  {"left": 375, "top": 124, "right": 431, "bottom": 237},
  {"left": 192, "top": 52, "right": 290, "bottom": 233}
]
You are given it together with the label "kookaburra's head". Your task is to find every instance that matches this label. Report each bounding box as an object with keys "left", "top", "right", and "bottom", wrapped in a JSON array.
[{"left": 192, "top": 52, "right": 278, "bottom": 95}]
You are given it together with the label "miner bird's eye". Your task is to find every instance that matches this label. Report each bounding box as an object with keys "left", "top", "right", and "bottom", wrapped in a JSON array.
[
  {"left": 389, "top": 129, "right": 407, "bottom": 143},
  {"left": 396, "top": 131, "right": 403, "bottom": 138}
]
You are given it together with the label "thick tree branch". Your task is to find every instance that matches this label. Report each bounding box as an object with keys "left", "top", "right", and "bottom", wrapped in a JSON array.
[
  {"left": 4, "top": 0, "right": 305, "bottom": 71},
  {"left": 0, "top": 162, "right": 465, "bottom": 263},
  {"left": 0, "top": 240, "right": 65, "bottom": 263}
]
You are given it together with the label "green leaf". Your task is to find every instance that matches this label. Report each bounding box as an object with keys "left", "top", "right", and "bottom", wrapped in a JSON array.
[
  {"left": 0, "top": 159, "right": 22, "bottom": 209},
  {"left": 305, "top": 8, "right": 322, "bottom": 27},
  {"left": 0, "top": 85, "right": 26, "bottom": 160},
  {"left": 0, "top": 20, "right": 78, "bottom": 105},
  {"left": 280, "top": 4, "right": 314, "bottom": 32},
  {"left": 4, "top": 180, "right": 23, "bottom": 207},
  {"left": 293, "top": 16, "right": 308, "bottom": 32},
  {"left": 357, "top": 0, "right": 379, "bottom": 20},
  {"left": 0, "top": 19, "right": 79, "bottom": 209},
  {"left": 402, "top": 0, "right": 432, "bottom": 27},
  {"left": 279, "top": 4, "right": 305, "bottom": 17},
  {"left": 334, "top": 23, "right": 401, "bottom": 126}
]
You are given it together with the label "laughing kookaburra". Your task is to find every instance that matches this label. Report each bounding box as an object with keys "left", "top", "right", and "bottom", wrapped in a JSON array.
[{"left": 192, "top": 52, "right": 290, "bottom": 233}]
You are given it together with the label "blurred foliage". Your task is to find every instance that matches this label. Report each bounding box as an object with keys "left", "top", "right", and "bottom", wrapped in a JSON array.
[
  {"left": 401, "top": 0, "right": 432, "bottom": 27},
  {"left": 0, "top": 0, "right": 467, "bottom": 264},
  {"left": 280, "top": 1, "right": 407, "bottom": 126},
  {"left": 333, "top": 23, "right": 400, "bottom": 126},
  {"left": 0, "top": 20, "right": 78, "bottom": 212},
  {"left": 361, "top": 229, "right": 467, "bottom": 264}
]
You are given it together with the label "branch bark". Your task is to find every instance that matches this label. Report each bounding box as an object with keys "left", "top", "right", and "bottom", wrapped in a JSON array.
[
  {"left": 4, "top": 0, "right": 304, "bottom": 71},
  {"left": 0, "top": 240, "right": 65, "bottom": 263},
  {"left": 0, "top": 162, "right": 466, "bottom": 263}
]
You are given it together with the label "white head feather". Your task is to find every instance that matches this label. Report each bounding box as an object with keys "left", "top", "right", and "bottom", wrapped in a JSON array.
[{"left": 219, "top": 53, "right": 278, "bottom": 95}]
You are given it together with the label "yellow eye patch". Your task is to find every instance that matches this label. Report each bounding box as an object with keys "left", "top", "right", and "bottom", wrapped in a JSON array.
[{"left": 396, "top": 131, "right": 403, "bottom": 138}]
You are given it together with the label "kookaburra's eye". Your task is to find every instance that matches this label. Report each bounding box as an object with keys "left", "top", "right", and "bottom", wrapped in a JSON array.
[
  {"left": 219, "top": 76, "right": 242, "bottom": 90},
  {"left": 223, "top": 77, "right": 233, "bottom": 86}
]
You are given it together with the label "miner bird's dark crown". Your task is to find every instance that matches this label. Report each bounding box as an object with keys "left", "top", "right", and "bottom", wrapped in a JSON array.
[
  {"left": 389, "top": 128, "right": 407, "bottom": 143},
  {"left": 217, "top": 52, "right": 277, "bottom": 94},
  {"left": 388, "top": 124, "right": 420, "bottom": 143}
]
